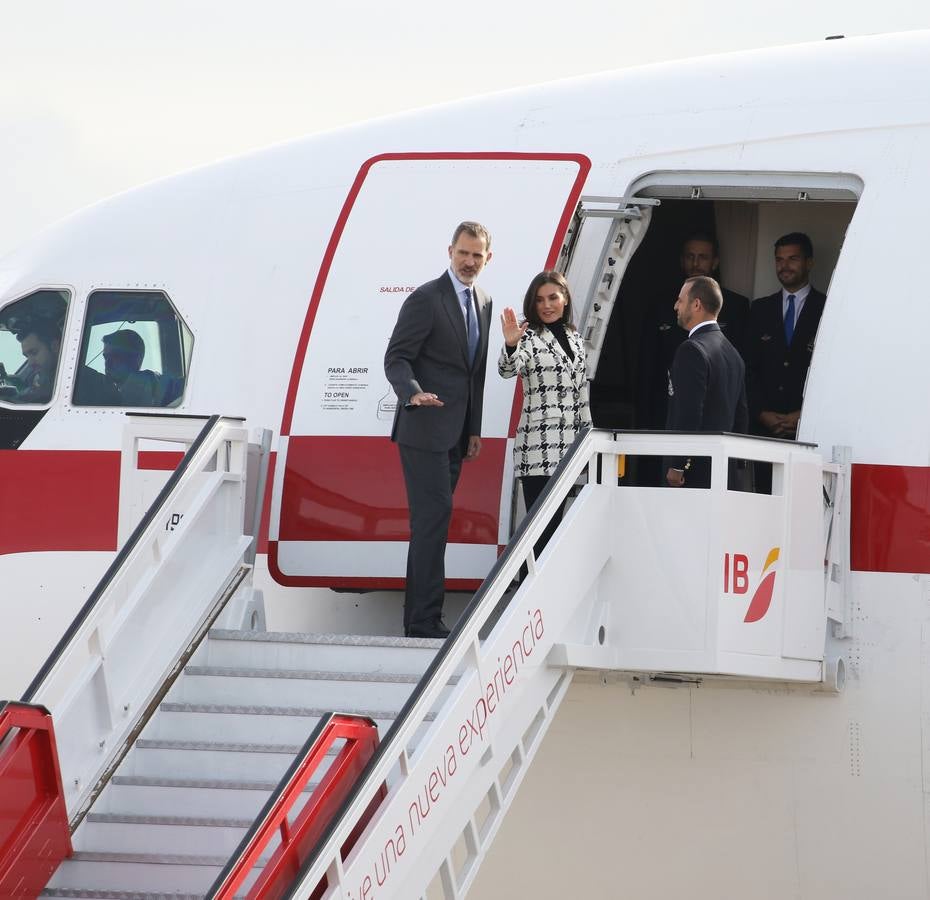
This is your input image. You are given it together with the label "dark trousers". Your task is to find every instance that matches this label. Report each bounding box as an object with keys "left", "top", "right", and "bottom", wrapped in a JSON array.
[
  {"left": 398, "top": 442, "right": 463, "bottom": 630},
  {"left": 521, "top": 475, "right": 566, "bottom": 566}
]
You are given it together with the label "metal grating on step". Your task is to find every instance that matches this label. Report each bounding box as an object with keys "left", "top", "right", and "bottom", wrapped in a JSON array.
[
  {"left": 111, "top": 775, "right": 320, "bottom": 792},
  {"left": 184, "top": 665, "right": 433, "bottom": 684},
  {"left": 53, "top": 851, "right": 245, "bottom": 866},
  {"left": 135, "top": 739, "right": 307, "bottom": 755},
  {"left": 43, "top": 890, "right": 206, "bottom": 899},
  {"left": 87, "top": 813, "right": 254, "bottom": 828},
  {"left": 158, "top": 702, "right": 433, "bottom": 720},
  {"left": 208, "top": 629, "right": 444, "bottom": 648}
]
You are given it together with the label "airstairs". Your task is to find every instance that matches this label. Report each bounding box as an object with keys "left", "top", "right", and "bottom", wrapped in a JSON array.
[
  {"left": 42, "top": 630, "right": 445, "bottom": 896},
  {"left": 1, "top": 416, "right": 852, "bottom": 899}
]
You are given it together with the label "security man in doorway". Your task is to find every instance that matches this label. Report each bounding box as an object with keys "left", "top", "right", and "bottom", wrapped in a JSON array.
[{"left": 639, "top": 232, "right": 749, "bottom": 432}]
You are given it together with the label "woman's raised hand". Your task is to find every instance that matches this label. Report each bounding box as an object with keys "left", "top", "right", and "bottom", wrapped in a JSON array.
[{"left": 500, "top": 307, "right": 528, "bottom": 347}]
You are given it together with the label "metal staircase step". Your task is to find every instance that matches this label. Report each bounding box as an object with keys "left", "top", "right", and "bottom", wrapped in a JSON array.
[
  {"left": 43, "top": 850, "right": 261, "bottom": 895},
  {"left": 135, "top": 737, "right": 316, "bottom": 754},
  {"left": 170, "top": 665, "right": 437, "bottom": 709},
  {"left": 111, "top": 774, "right": 319, "bottom": 791},
  {"left": 186, "top": 664, "right": 425, "bottom": 683},
  {"left": 43, "top": 888, "right": 209, "bottom": 900},
  {"left": 73, "top": 814, "right": 250, "bottom": 858},
  {"left": 91, "top": 772, "right": 318, "bottom": 826},
  {"left": 43, "top": 890, "right": 206, "bottom": 899},
  {"left": 149, "top": 702, "right": 417, "bottom": 744},
  {"left": 208, "top": 629, "right": 444, "bottom": 648},
  {"left": 89, "top": 812, "right": 254, "bottom": 827},
  {"left": 123, "top": 738, "right": 334, "bottom": 782},
  {"left": 94, "top": 777, "right": 274, "bottom": 820},
  {"left": 205, "top": 629, "right": 443, "bottom": 675}
]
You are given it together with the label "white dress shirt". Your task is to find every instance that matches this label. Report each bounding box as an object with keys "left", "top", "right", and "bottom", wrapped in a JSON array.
[
  {"left": 448, "top": 268, "right": 475, "bottom": 322},
  {"left": 688, "top": 320, "right": 716, "bottom": 338}
]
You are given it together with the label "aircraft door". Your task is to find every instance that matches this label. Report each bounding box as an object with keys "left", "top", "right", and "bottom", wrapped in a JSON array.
[
  {"left": 558, "top": 196, "right": 656, "bottom": 376},
  {"left": 270, "top": 153, "right": 590, "bottom": 588}
]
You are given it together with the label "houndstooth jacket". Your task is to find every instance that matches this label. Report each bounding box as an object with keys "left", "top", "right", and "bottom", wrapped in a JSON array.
[{"left": 498, "top": 325, "right": 592, "bottom": 477}]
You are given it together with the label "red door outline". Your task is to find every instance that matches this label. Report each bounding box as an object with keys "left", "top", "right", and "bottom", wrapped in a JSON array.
[{"left": 269, "top": 152, "right": 591, "bottom": 588}]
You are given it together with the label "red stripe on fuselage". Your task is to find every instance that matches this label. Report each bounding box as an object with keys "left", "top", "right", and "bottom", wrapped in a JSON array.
[
  {"left": 0, "top": 448, "right": 275, "bottom": 559},
  {"left": 8, "top": 453, "right": 927, "bottom": 580},
  {"left": 0, "top": 450, "right": 120, "bottom": 556},
  {"left": 266, "top": 541, "right": 482, "bottom": 591},
  {"left": 851, "top": 464, "right": 930, "bottom": 574},
  {"left": 278, "top": 435, "right": 505, "bottom": 544},
  {"left": 137, "top": 451, "right": 184, "bottom": 471}
]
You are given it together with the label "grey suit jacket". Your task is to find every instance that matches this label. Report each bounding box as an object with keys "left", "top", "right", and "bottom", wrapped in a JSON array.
[{"left": 384, "top": 271, "right": 492, "bottom": 452}]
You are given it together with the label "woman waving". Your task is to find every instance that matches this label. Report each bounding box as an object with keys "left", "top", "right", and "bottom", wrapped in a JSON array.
[{"left": 499, "top": 270, "right": 591, "bottom": 559}]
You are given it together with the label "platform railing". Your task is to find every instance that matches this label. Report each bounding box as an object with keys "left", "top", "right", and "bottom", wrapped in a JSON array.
[
  {"left": 0, "top": 701, "right": 71, "bottom": 897},
  {"left": 208, "top": 714, "right": 384, "bottom": 900},
  {"left": 22, "top": 414, "right": 255, "bottom": 825}
]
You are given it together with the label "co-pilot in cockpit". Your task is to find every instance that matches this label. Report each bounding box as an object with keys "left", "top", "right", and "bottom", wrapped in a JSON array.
[{"left": 0, "top": 290, "right": 67, "bottom": 405}]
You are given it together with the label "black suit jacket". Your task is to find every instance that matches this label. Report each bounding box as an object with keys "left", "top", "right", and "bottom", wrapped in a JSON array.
[
  {"left": 665, "top": 322, "right": 748, "bottom": 483},
  {"left": 384, "top": 271, "right": 492, "bottom": 452},
  {"left": 638, "top": 287, "right": 749, "bottom": 428},
  {"left": 746, "top": 287, "right": 826, "bottom": 425}
]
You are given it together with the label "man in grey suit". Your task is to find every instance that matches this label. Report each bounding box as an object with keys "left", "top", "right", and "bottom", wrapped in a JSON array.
[
  {"left": 665, "top": 276, "right": 748, "bottom": 489},
  {"left": 384, "top": 222, "right": 493, "bottom": 638}
]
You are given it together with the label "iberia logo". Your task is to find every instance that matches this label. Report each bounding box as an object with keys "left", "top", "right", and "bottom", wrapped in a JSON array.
[{"left": 723, "top": 547, "right": 780, "bottom": 623}]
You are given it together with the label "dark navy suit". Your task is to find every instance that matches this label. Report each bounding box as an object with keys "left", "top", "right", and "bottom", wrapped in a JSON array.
[
  {"left": 639, "top": 287, "right": 749, "bottom": 429},
  {"left": 384, "top": 271, "right": 491, "bottom": 630},
  {"left": 746, "top": 287, "right": 826, "bottom": 428},
  {"left": 665, "top": 321, "right": 748, "bottom": 489}
]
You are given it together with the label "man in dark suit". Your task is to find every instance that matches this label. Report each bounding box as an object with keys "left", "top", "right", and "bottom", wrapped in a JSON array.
[
  {"left": 638, "top": 233, "right": 749, "bottom": 432},
  {"left": 746, "top": 232, "right": 826, "bottom": 442},
  {"left": 665, "top": 276, "right": 748, "bottom": 489},
  {"left": 384, "top": 222, "right": 493, "bottom": 639}
]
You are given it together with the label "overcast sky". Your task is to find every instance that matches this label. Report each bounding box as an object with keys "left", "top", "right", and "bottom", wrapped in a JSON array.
[{"left": 1, "top": 1, "right": 928, "bottom": 257}]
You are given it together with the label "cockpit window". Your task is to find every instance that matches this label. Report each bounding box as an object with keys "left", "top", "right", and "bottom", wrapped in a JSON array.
[
  {"left": 0, "top": 290, "right": 69, "bottom": 406},
  {"left": 72, "top": 290, "right": 193, "bottom": 407}
]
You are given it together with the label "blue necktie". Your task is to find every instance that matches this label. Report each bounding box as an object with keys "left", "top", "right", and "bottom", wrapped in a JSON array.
[
  {"left": 784, "top": 294, "right": 796, "bottom": 346},
  {"left": 463, "top": 287, "right": 478, "bottom": 365}
]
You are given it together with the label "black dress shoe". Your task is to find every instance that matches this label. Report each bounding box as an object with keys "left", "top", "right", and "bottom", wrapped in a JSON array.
[{"left": 406, "top": 619, "right": 450, "bottom": 639}]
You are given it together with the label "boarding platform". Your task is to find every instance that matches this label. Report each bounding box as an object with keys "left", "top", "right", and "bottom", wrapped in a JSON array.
[{"left": 547, "top": 431, "right": 848, "bottom": 686}]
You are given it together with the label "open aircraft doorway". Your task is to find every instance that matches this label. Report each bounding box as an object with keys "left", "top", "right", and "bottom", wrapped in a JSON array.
[{"left": 558, "top": 172, "right": 860, "bottom": 491}]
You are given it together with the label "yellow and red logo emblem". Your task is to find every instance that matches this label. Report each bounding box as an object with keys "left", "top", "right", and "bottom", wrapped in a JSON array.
[{"left": 723, "top": 547, "right": 779, "bottom": 623}]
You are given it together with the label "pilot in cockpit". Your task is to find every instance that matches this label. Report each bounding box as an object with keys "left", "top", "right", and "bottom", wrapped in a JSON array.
[
  {"left": 73, "top": 326, "right": 181, "bottom": 407},
  {"left": 100, "top": 329, "right": 162, "bottom": 406},
  {"left": 0, "top": 320, "right": 62, "bottom": 404}
]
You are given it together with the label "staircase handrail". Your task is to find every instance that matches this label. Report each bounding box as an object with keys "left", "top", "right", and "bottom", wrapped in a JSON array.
[
  {"left": 0, "top": 701, "right": 72, "bottom": 897},
  {"left": 21, "top": 413, "right": 255, "bottom": 826},
  {"left": 21, "top": 413, "right": 223, "bottom": 703},
  {"left": 208, "top": 713, "right": 383, "bottom": 900}
]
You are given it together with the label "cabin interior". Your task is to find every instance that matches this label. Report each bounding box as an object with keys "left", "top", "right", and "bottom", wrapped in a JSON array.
[{"left": 585, "top": 179, "right": 858, "bottom": 432}]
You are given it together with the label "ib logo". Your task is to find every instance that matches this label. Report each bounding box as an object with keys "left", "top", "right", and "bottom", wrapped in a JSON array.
[{"left": 723, "top": 547, "right": 780, "bottom": 623}]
